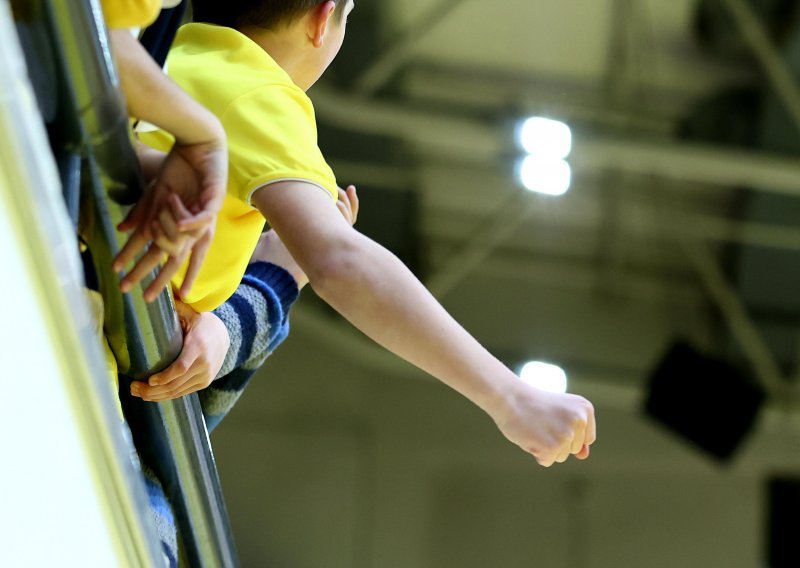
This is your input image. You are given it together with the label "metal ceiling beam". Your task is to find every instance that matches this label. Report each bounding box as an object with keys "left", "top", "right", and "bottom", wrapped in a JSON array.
[
  {"left": 424, "top": 199, "right": 800, "bottom": 252},
  {"left": 713, "top": 0, "right": 800, "bottom": 397},
  {"left": 422, "top": 199, "right": 800, "bottom": 299},
  {"left": 476, "top": 254, "right": 707, "bottom": 309},
  {"left": 329, "top": 158, "right": 800, "bottom": 253},
  {"left": 573, "top": 137, "right": 800, "bottom": 197},
  {"left": 722, "top": 0, "right": 800, "bottom": 131},
  {"left": 425, "top": 192, "right": 534, "bottom": 298},
  {"left": 313, "top": 86, "right": 800, "bottom": 196},
  {"left": 401, "top": 63, "right": 739, "bottom": 134},
  {"left": 682, "top": 239, "right": 786, "bottom": 396},
  {"left": 352, "top": 0, "right": 470, "bottom": 96}
]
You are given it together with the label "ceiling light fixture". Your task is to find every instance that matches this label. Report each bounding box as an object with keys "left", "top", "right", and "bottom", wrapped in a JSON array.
[
  {"left": 519, "top": 155, "right": 571, "bottom": 196},
  {"left": 519, "top": 361, "right": 568, "bottom": 393},
  {"left": 518, "top": 116, "right": 572, "bottom": 159}
]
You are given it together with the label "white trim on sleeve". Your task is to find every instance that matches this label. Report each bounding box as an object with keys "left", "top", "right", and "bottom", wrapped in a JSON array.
[{"left": 246, "top": 178, "right": 336, "bottom": 205}]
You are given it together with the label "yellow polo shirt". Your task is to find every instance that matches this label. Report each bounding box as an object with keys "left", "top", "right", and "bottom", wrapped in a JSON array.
[
  {"left": 139, "top": 24, "right": 337, "bottom": 311},
  {"left": 100, "top": 0, "right": 161, "bottom": 29}
]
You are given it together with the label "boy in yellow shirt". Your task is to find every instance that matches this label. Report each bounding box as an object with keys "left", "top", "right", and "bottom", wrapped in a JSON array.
[{"left": 135, "top": 0, "right": 596, "bottom": 467}]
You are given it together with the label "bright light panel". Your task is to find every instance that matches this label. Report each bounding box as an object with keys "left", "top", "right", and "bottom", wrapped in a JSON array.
[
  {"left": 519, "top": 361, "right": 568, "bottom": 393},
  {"left": 519, "top": 156, "right": 571, "bottom": 195},
  {"left": 519, "top": 117, "right": 572, "bottom": 158}
]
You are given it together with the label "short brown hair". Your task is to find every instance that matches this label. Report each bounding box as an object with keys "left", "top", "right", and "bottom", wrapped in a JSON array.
[{"left": 191, "top": 0, "right": 347, "bottom": 30}]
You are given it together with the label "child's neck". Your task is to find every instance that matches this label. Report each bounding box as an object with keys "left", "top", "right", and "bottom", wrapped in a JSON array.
[{"left": 240, "top": 26, "right": 314, "bottom": 92}]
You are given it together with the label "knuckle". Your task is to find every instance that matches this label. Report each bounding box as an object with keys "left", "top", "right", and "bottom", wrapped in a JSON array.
[{"left": 554, "top": 425, "right": 571, "bottom": 440}]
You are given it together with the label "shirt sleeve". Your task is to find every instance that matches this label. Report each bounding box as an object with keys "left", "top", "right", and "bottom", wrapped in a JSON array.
[
  {"left": 200, "top": 262, "right": 300, "bottom": 432},
  {"left": 100, "top": 0, "right": 162, "bottom": 29},
  {"left": 212, "top": 261, "right": 299, "bottom": 379},
  {"left": 220, "top": 85, "right": 338, "bottom": 204}
]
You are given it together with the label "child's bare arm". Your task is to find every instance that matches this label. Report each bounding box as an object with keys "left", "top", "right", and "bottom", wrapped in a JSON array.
[
  {"left": 252, "top": 182, "right": 595, "bottom": 467},
  {"left": 251, "top": 185, "right": 359, "bottom": 290},
  {"left": 108, "top": 29, "right": 227, "bottom": 300}
]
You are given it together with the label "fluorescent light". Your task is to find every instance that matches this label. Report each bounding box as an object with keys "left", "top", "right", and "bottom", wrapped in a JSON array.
[
  {"left": 519, "top": 361, "right": 568, "bottom": 393},
  {"left": 519, "top": 155, "right": 571, "bottom": 195},
  {"left": 518, "top": 117, "right": 572, "bottom": 158}
]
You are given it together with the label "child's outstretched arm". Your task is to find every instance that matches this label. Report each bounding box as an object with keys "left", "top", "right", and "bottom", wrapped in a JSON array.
[
  {"left": 253, "top": 182, "right": 595, "bottom": 467},
  {"left": 108, "top": 29, "right": 228, "bottom": 301}
]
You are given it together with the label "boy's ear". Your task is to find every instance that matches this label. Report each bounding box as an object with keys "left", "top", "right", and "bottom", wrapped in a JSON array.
[{"left": 307, "top": 0, "right": 337, "bottom": 48}]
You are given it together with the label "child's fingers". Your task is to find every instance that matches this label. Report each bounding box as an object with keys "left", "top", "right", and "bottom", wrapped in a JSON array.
[
  {"left": 158, "top": 205, "right": 180, "bottom": 241},
  {"left": 119, "top": 245, "right": 164, "bottom": 293},
  {"left": 169, "top": 193, "right": 214, "bottom": 233},
  {"left": 586, "top": 409, "right": 597, "bottom": 446},
  {"left": 168, "top": 376, "right": 211, "bottom": 400},
  {"left": 179, "top": 231, "right": 212, "bottom": 299},
  {"left": 337, "top": 186, "right": 351, "bottom": 213},
  {"left": 129, "top": 380, "right": 150, "bottom": 399},
  {"left": 570, "top": 421, "right": 587, "bottom": 456},
  {"left": 151, "top": 220, "right": 189, "bottom": 258},
  {"left": 118, "top": 187, "right": 161, "bottom": 237},
  {"left": 177, "top": 211, "right": 214, "bottom": 233},
  {"left": 346, "top": 185, "right": 359, "bottom": 224},
  {"left": 173, "top": 297, "right": 197, "bottom": 321},
  {"left": 143, "top": 254, "right": 185, "bottom": 303},
  {"left": 337, "top": 185, "right": 359, "bottom": 225},
  {"left": 148, "top": 337, "right": 200, "bottom": 387},
  {"left": 132, "top": 369, "right": 200, "bottom": 401},
  {"left": 336, "top": 200, "right": 352, "bottom": 225},
  {"left": 146, "top": 358, "right": 186, "bottom": 387},
  {"left": 113, "top": 229, "right": 149, "bottom": 273},
  {"left": 528, "top": 449, "right": 553, "bottom": 468},
  {"left": 148, "top": 367, "right": 197, "bottom": 395},
  {"left": 117, "top": 197, "right": 150, "bottom": 233}
]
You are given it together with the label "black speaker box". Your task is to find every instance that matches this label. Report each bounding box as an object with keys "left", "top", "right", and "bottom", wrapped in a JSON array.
[
  {"left": 768, "top": 477, "right": 800, "bottom": 568},
  {"left": 644, "top": 341, "right": 766, "bottom": 461}
]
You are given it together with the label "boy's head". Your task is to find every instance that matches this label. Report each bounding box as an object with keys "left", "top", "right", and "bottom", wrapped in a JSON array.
[
  {"left": 192, "top": 0, "right": 354, "bottom": 90},
  {"left": 192, "top": 0, "right": 349, "bottom": 31}
]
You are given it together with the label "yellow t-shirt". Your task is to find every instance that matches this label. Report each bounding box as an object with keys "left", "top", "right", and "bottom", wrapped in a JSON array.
[
  {"left": 139, "top": 24, "right": 338, "bottom": 311},
  {"left": 100, "top": 0, "right": 161, "bottom": 29}
]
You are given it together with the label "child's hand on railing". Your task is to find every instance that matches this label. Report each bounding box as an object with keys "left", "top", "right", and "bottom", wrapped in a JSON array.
[
  {"left": 114, "top": 138, "right": 226, "bottom": 302},
  {"left": 129, "top": 299, "right": 230, "bottom": 402}
]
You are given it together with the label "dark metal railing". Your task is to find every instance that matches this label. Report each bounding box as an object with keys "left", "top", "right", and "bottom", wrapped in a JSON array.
[{"left": 22, "top": 0, "right": 240, "bottom": 565}]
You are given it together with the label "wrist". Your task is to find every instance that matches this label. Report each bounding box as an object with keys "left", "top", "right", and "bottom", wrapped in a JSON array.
[
  {"left": 173, "top": 107, "right": 226, "bottom": 148},
  {"left": 471, "top": 366, "right": 526, "bottom": 424},
  {"left": 135, "top": 143, "right": 166, "bottom": 182}
]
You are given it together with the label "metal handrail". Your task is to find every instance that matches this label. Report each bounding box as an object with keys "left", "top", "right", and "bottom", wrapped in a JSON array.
[
  {"left": 36, "top": 0, "right": 240, "bottom": 565},
  {"left": 3, "top": 1, "right": 163, "bottom": 564}
]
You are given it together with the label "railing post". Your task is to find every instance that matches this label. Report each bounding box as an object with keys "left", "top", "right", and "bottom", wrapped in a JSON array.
[{"left": 40, "top": 0, "right": 240, "bottom": 564}]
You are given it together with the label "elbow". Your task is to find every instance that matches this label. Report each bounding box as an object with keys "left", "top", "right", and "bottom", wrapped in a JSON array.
[{"left": 305, "top": 233, "right": 370, "bottom": 302}]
